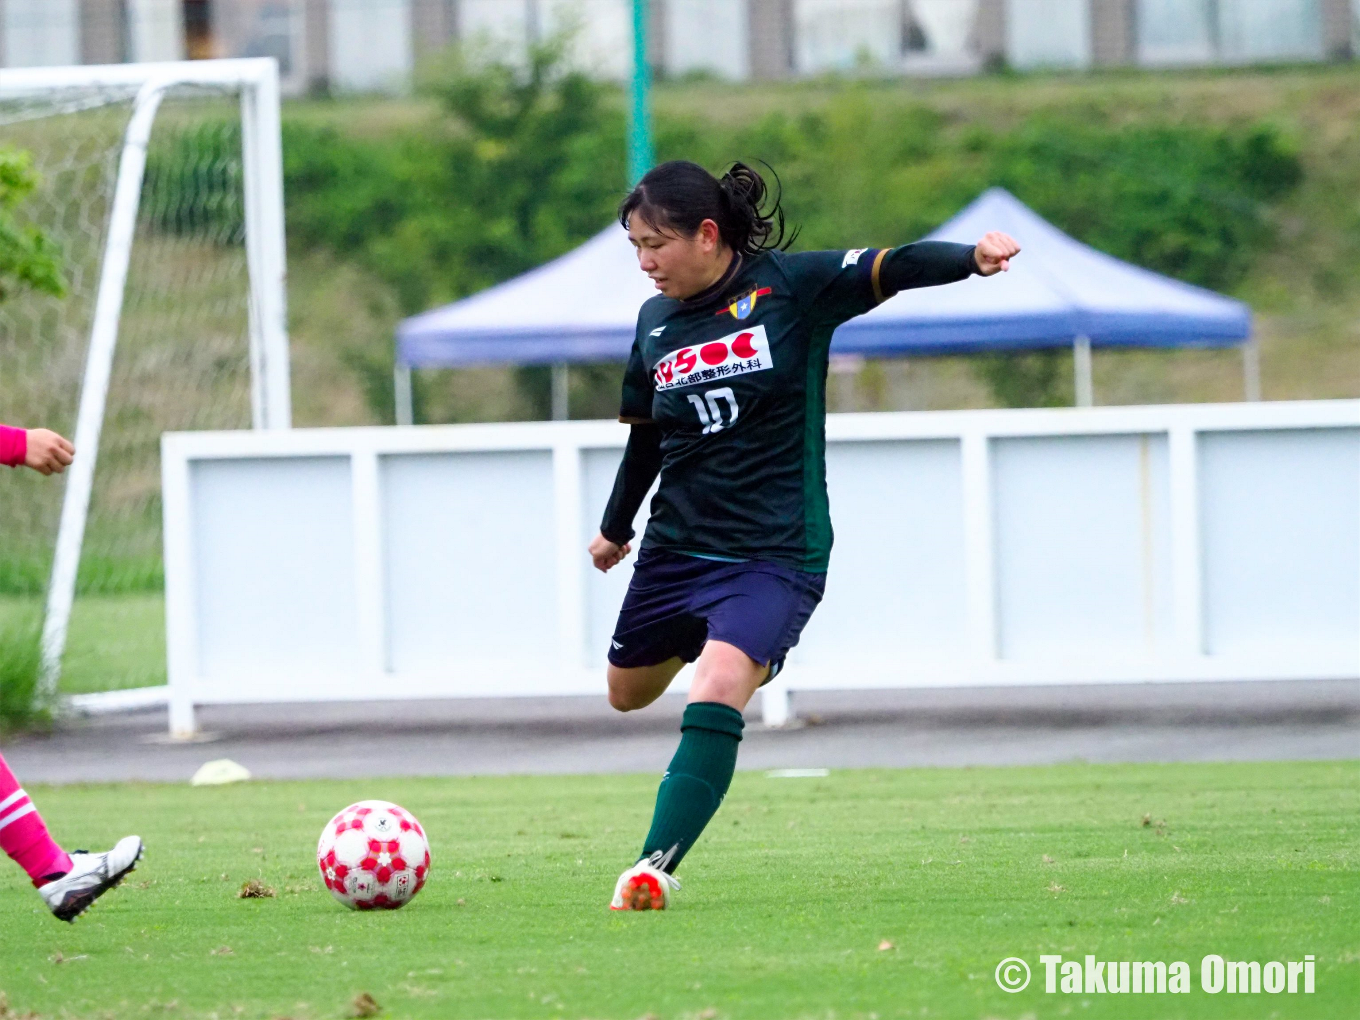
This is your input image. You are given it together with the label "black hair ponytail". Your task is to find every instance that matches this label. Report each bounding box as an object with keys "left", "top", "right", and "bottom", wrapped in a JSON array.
[{"left": 618, "top": 159, "right": 797, "bottom": 256}]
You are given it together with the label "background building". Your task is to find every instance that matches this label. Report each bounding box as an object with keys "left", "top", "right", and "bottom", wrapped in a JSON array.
[{"left": 0, "top": 0, "right": 1355, "bottom": 93}]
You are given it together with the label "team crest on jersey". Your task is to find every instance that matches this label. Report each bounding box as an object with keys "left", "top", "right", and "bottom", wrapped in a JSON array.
[
  {"left": 716, "top": 287, "right": 772, "bottom": 321},
  {"left": 653, "top": 325, "right": 772, "bottom": 391}
]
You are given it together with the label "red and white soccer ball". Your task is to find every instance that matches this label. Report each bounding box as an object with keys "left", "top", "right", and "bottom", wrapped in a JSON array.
[{"left": 316, "top": 800, "right": 431, "bottom": 910}]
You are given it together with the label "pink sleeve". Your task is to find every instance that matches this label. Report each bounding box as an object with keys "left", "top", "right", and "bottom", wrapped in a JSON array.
[{"left": 0, "top": 424, "right": 27, "bottom": 468}]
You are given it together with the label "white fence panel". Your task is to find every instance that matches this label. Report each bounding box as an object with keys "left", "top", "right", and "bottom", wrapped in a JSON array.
[
  {"left": 161, "top": 402, "right": 1360, "bottom": 736},
  {"left": 190, "top": 456, "right": 357, "bottom": 682},
  {"left": 798, "top": 439, "right": 968, "bottom": 663},
  {"left": 381, "top": 451, "right": 559, "bottom": 674},
  {"left": 1199, "top": 428, "right": 1360, "bottom": 658},
  {"left": 990, "top": 433, "right": 1173, "bottom": 661}
]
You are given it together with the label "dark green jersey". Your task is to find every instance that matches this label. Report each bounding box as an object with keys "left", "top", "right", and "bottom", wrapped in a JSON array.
[{"left": 602, "top": 242, "right": 977, "bottom": 573}]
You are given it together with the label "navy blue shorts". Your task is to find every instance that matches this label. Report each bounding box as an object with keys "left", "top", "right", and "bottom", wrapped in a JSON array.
[{"left": 607, "top": 548, "right": 825, "bottom": 680}]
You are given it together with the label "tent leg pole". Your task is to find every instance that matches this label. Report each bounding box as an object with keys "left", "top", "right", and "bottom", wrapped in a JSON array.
[
  {"left": 394, "top": 363, "right": 414, "bottom": 426},
  {"left": 1074, "top": 336, "right": 1093, "bottom": 408},
  {"left": 1242, "top": 336, "right": 1261, "bottom": 402},
  {"left": 551, "top": 363, "right": 569, "bottom": 421}
]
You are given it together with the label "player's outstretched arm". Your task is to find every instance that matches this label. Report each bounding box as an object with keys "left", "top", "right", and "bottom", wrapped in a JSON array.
[
  {"left": 972, "top": 231, "right": 1021, "bottom": 276},
  {"left": 865, "top": 232, "right": 1020, "bottom": 303},
  {"left": 0, "top": 423, "right": 75, "bottom": 475}
]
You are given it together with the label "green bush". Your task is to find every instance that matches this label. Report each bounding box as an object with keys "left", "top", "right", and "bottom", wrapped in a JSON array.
[
  {"left": 986, "top": 119, "right": 1301, "bottom": 292},
  {"left": 973, "top": 350, "right": 1074, "bottom": 409},
  {"left": 0, "top": 609, "right": 49, "bottom": 731},
  {"left": 0, "top": 146, "right": 64, "bottom": 300},
  {"left": 656, "top": 96, "right": 1301, "bottom": 406},
  {"left": 141, "top": 120, "right": 246, "bottom": 243},
  {"left": 285, "top": 37, "right": 626, "bottom": 317}
]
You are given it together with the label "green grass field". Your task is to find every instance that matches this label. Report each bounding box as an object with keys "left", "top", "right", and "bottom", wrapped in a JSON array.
[
  {"left": 0, "top": 595, "right": 166, "bottom": 696},
  {"left": 0, "top": 762, "right": 1354, "bottom": 1019}
]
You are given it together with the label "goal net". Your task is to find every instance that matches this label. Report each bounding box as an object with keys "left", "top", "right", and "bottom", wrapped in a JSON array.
[{"left": 0, "top": 61, "right": 289, "bottom": 702}]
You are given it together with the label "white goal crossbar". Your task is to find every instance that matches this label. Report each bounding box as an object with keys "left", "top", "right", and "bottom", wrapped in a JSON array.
[{"left": 0, "top": 59, "right": 292, "bottom": 697}]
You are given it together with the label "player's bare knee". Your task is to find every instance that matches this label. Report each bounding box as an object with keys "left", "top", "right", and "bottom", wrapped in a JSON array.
[
  {"left": 606, "top": 671, "right": 648, "bottom": 712},
  {"left": 608, "top": 685, "right": 640, "bottom": 712}
]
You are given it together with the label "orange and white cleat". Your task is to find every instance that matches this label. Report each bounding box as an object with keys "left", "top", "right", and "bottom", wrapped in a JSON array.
[{"left": 609, "top": 851, "right": 680, "bottom": 911}]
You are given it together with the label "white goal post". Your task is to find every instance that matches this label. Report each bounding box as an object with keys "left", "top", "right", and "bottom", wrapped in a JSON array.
[{"left": 0, "top": 59, "right": 291, "bottom": 698}]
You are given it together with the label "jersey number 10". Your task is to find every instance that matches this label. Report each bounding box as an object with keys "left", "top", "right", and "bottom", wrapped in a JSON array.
[{"left": 686, "top": 387, "right": 738, "bottom": 435}]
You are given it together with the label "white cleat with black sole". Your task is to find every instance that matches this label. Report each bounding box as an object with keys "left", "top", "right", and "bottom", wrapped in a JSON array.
[{"left": 39, "top": 835, "right": 143, "bottom": 923}]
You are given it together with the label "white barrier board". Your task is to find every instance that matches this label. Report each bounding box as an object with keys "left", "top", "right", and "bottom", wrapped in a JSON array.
[{"left": 162, "top": 402, "right": 1360, "bottom": 734}]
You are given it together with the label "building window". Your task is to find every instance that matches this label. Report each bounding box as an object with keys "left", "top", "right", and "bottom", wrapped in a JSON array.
[
  {"left": 4, "top": 0, "right": 80, "bottom": 68},
  {"left": 242, "top": 1, "right": 300, "bottom": 76},
  {"left": 128, "top": 0, "right": 185, "bottom": 62},
  {"left": 902, "top": 0, "right": 981, "bottom": 72},
  {"left": 1136, "top": 0, "right": 1215, "bottom": 65},
  {"left": 328, "top": 0, "right": 412, "bottom": 92},
  {"left": 666, "top": 0, "right": 749, "bottom": 79},
  {"left": 185, "top": 0, "right": 215, "bottom": 59},
  {"left": 1007, "top": 0, "right": 1091, "bottom": 69},
  {"left": 793, "top": 0, "right": 901, "bottom": 73},
  {"left": 1137, "top": 0, "right": 1325, "bottom": 66},
  {"left": 1216, "top": 0, "right": 1323, "bottom": 62}
]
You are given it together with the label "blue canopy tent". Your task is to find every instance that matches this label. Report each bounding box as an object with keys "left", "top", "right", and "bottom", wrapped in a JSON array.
[{"left": 395, "top": 188, "right": 1255, "bottom": 422}]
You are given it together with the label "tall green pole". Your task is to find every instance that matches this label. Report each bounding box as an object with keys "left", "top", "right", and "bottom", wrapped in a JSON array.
[{"left": 628, "top": 0, "right": 653, "bottom": 186}]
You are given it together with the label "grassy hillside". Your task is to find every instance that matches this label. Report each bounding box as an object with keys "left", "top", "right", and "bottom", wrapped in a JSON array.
[{"left": 285, "top": 63, "right": 1360, "bottom": 426}]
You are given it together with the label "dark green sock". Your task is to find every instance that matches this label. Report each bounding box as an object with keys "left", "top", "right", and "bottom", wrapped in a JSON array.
[{"left": 640, "top": 701, "right": 745, "bottom": 873}]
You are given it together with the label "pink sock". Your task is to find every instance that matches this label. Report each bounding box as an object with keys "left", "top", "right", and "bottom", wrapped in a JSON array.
[{"left": 0, "top": 753, "right": 71, "bottom": 886}]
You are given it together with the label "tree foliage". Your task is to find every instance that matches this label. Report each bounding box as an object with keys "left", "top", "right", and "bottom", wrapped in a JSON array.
[
  {"left": 280, "top": 68, "right": 1303, "bottom": 411},
  {"left": 0, "top": 148, "right": 64, "bottom": 302},
  {"left": 285, "top": 37, "right": 625, "bottom": 316}
]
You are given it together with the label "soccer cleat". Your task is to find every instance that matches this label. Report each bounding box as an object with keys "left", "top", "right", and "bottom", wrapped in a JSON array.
[
  {"left": 609, "top": 850, "right": 681, "bottom": 911},
  {"left": 39, "top": 835, "right": 143, "bottom": 923}
]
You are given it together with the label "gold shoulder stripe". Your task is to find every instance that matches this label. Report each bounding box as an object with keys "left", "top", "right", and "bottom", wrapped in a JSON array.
[{"left": 870, "top": 248, "right": 889, "bottom": 304}]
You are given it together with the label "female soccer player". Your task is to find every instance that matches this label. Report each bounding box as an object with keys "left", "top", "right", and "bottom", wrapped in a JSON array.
[
  {"left": 588, "top": 161, "right": 1020, "bottom": 910},
  {"left": 1, "top": 419, "right": 143, "bottom": 921}
]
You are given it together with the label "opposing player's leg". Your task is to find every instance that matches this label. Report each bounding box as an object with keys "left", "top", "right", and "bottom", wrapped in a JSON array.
[
  {"left": 39, "top": 838, "right": 144, "bottom": 923},
  {"left": 0, "top": 753, "right": 72, "bottom": 888},
  {"left": 0, "top": 752, "right": 142, "bottom": 922}
]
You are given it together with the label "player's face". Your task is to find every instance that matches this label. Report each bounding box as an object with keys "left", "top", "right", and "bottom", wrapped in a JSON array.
[{"left": 628, "top": 215, "right": 726, "bottom": 300}]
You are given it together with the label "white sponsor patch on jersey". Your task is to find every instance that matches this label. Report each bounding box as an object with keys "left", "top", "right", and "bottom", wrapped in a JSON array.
[
  {"left": 841, "top": 248, "right": 868, "bottom": 267},
  {"left": 652, "top": 325, "right": 773, "bottom": 392}
]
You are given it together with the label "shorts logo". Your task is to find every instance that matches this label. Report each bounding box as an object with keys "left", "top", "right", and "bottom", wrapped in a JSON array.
[
  {"left": 842, "top": 248, "right": 868, "bottom": 267},
  {"left": 653, "top": 325, "right": 772, "bottom": 391},
  {"left": 716, "top": 287, "right": 772, "bottom": 321}
]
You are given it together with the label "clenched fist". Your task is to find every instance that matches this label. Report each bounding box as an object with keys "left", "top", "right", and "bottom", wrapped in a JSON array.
[
  {"left": 588, "top": 532, "right": 631, "bottom": 573},
  {"left": 973, "top": 231, "right": 1021, "bottom": 276},
  {"left": 25, "top": 428, "right": 74, "bottom": 475}
]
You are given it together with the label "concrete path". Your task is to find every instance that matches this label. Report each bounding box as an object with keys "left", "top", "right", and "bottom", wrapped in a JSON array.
[{"left": 3, "top": 679, "right": 1356, "bottom": 785}]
